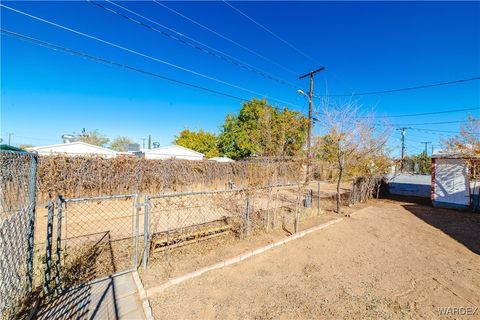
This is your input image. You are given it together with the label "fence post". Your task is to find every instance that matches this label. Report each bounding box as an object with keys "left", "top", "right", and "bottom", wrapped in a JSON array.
[
  {"left": 55, "top": 195, "right": 63, "bottom": 294},
  {"left": 142, "top": 195, "right": 150, "bottom": 270},
  {"left": 350, "top": 181, "right": 355, "bottom": 204},
  {"left": 245, "top": 195, "right": 251, "bottom": 238},
  {"left": 133, "top": 193, "right": 140, "bottom": 269},
  {"left": 43, "top": 201, "right": 54, "bottom": 294},
  {"left": 26, "top": 153, "right": 37, "bottom": 291},
  {"left": 317, "top": 180, "right": 321, "bottom": 216}
]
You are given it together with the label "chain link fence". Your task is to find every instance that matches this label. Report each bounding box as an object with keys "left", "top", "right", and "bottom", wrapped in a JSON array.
[
  {"left": 41, "top": 194, "right": 140, "bottom": 293},
  {"left": 0, "top": 150, "right": 37, "bottom": 319},
  {"left": 142, "top": 183, "right": 321, "bottom": 272},
  {"left": 0, "top": 148, "right": 383, "bottom": 320}
]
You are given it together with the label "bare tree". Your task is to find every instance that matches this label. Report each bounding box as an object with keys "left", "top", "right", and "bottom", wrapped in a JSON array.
[
  {"left": 318, "top": 99, "right": 391, "bottom": 213},
  {"left": 442, "top": 114, "right": 479, "bottom": 157}
]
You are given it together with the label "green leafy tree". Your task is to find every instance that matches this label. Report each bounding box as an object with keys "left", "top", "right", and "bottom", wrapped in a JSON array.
[
  {"left": 412, "top": 152, "right": 431, "bottom": 174},
  {"left": 218, "top": 98, "right": 308, "bottom": 159},
  {"left": 314, "top": 134, "right": 337, "bottom": 163},
  {"left": 110, "top": 136, "right": 135, "bottom": 152},
  {"left": 174, "top": 129, "right": 220, "bottom": 158},
  {"left": 78, "top": 130, "right": 109, "bottom": 147}
]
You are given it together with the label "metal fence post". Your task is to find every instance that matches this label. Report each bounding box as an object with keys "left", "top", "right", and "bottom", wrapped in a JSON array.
[
  {"left": 351, "top": 181, "right": 356, "bottom": 205},
  {"left": 43, "top": 201, "right": 54, "bottom": 294},
  {"left": 55, "top": 195, "right": 63, "bottom": 293},
  {"left": 133, "top": 193, "right": 140, "bottom": 269},
  {"left": 245, "top": 195, "right": 251, "bottom": 238},
  {"left": 317, "top": 180, "right": 321, "bottom": 216},
  {"left": 142, "top": 195, "right": 150, "bottom": 270},
  {"left": 26, "top": 153, "right": 37, "bottom": 291}
]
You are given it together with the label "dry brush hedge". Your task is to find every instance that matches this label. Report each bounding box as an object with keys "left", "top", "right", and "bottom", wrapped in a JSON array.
[{"left": 36, "top": 156, "right": 303, "bottom": 201}]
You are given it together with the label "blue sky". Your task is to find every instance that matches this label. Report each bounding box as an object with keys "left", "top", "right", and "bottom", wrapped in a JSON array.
[{"left": 1, "top": 1, "right": 479, "bottom": 156}]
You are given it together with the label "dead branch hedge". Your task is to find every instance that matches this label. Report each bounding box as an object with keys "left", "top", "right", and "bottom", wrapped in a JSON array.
[{"left": 36, "top": 156, "right": 303, "bottom": 201}]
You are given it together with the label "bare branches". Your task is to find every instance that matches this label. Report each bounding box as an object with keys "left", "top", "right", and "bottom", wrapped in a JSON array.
[
  {"left": 442, "top": 114, "right": 480, "bottom": 157},
  {"left": 314, "top": 98, "right": 392, "bottom": 212}
]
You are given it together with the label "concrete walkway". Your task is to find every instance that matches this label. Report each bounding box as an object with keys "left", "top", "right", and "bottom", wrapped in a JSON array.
[{"left": 36, "top": 272, "right": 146, "bottom": 320}]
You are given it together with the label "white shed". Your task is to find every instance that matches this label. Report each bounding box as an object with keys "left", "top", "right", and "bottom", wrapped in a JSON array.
[
  {"left": 431, "top": 152, "right": 480, "bottom": 211},
  {"left": 144, "top": 145, "right": 204, "bottom": 161},
  {"left": 209, "top": 156, "right": 234, "bottom": 163},
  {"left": 28, "top": 141, "right": 117, "bottom": 158}
]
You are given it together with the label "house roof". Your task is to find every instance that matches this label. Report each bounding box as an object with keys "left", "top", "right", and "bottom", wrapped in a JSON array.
[
  {"left": 432, "top": 149, "right": 479, "bottom": 159},
  {"left": 143, "top": 145, "right": 204, "bottom": 156},
  {"left": 209, "top": 156, "right": 234, "bottom": 162},
  {"left": 28, "top": 141, "right": 117, "bottom": 155},
  {"left": 0, "top": 144, "right": 28, "bottom": 152}
]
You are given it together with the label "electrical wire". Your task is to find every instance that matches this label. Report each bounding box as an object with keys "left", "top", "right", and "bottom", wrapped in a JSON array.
[
  {"left": 1, "top": 4, "right": 302, "bottom": 109},
  {"left": 89, "top": 0, "right": 299, "bottom": 89},
  {"left": 222, "top": 0, "right": 319, "bottom": 65},
  {"left": 2, "top": 29, "right": 310, "bottom": 118},
  {"left": 410, "top": 127, "right": 476, "bottom": 135},
  {"left": 381, "top": 120, "right": 468, "bottom": 126},
  {"left": 373, "top": 107, "right": 479, "bottom": 118},
  {"left": 1, "top": 29, "right": 247, "bottom": 102},
  {"left": 315, "top": 77, "right": 480, "bottom": 97},
  {"left": 154, "top": 0, "right": 298, "bottom": 75}
]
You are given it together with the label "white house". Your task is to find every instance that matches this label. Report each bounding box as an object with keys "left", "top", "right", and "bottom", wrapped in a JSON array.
[
  {"left": 431, "top": 151, "right": 479, "bottom": 212},
  {"left": 209, "top": 156, "right": 234, "bottom": 163},
  {"left": 144, "top": 145, "right": 204, "bottom": 161},
  {"left": 28, "top": 141, "right": 117, "bottom": 158}
]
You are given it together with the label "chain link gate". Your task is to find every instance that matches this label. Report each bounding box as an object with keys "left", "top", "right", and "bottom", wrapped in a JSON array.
[
  {"left": 42, "top": 193, "right": 143, "bottom": 293},
  {"left": 0, "top": 150, "right": 38, "bottom": 318}
]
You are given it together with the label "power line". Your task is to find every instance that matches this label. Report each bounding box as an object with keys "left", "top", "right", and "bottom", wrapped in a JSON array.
[
  {"left": 374, "top": 107, "right": 479, "bottom": 118},
  {"left": 2, "top": 29, "right": 308, "bottom": 118},
  {"left": 1, "top": 4, "right": 302, "bottom": 109},
  {"left": 1, "top": 29, "right": 247, "bottom": 101},
  {"left": 154, "top": 1, "right": 298, "bottom": 75},
  {"left": 382, "top": 120, "right": 468, "bottom": 127},
  {"left": 409, "top": 127, "right": 462, "bottom": 134},
  {"left": 396, "top": 120, "right": 468, "bottom": 126},
  {"left": 222, "top": 0, "right": 319, "bottom": 65},
  {"left": 90, "top": 0, "right": 298, "bottom": 89},
  {"left": 315, "top": 77, "right": 480, "bottom": 97}
]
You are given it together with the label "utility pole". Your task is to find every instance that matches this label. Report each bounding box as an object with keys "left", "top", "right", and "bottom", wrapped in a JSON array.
[
  {"left": 421, "top": 141, "right": 432, "bottom": 155},
  {"left": 8, "top": 133, "right": 13, "bottom": 145},
  {"left": 397, "top": 127, "right": 407, "bottom": 172},
  {"left": 298, "top": 66, "right": 325, "bottom": 182}
]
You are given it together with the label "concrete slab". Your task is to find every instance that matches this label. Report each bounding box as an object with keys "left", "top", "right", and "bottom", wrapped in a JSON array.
[{"left": 36, "top": 272, "right": 146, "bottom": 320}]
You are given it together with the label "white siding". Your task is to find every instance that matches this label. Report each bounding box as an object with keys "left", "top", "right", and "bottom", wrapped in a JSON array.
[{"left": 434, "top": 158, "right": 469, "bottom": 206}]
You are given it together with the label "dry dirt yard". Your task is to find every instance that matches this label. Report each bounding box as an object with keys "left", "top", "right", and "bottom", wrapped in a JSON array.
[{"left": 149, "top": 200, "right": 480, "bottom": 319}]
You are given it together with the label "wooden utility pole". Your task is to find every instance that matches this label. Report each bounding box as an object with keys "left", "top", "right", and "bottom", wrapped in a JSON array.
[
  {"left": 397, "top": 127, "right": 407, "bottom": 171},
  {"left": 299, "top": 66, "right": 325, "bottom": 181}
]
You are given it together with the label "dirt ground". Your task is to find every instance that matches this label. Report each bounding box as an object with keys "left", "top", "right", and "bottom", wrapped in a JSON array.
[{"left": 149, "top": 200, "right": 480, "bottom": 320}]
